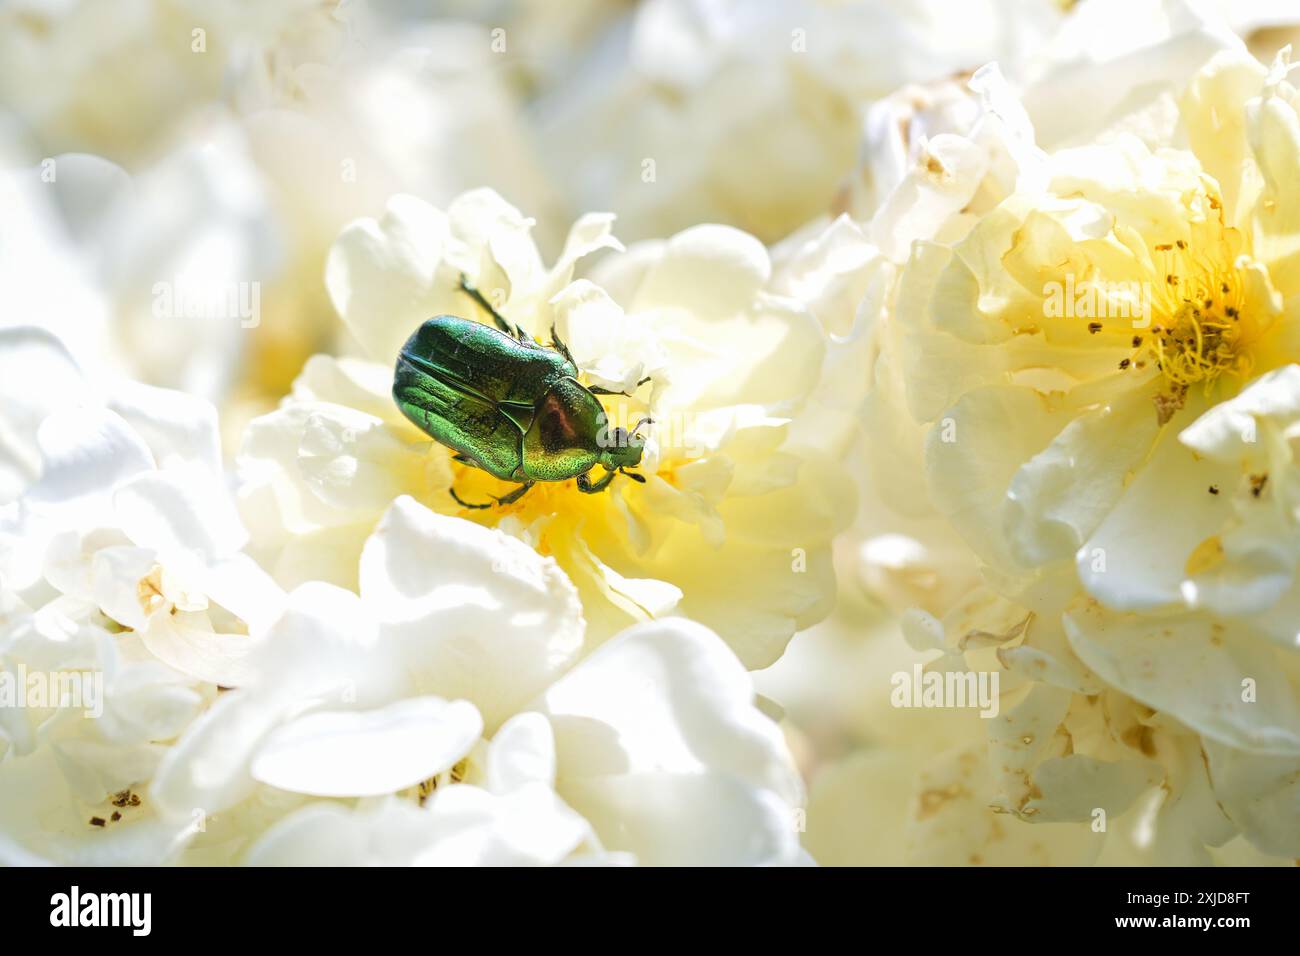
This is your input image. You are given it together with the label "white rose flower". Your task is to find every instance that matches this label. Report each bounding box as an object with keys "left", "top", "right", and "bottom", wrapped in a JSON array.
[
  {"left": 797, "top": 63, "right": 1041, "bottom": 616},
  {"left": 0, "top": 589, "right": 208, "bottom": 865},
  {"left": 845, "top": 4, "right": 1293, "bottom": 622},
  {"left": 846, "top": 0, "right": 1267, "bottom": 230},
  {"left": 531, "top": 0, "right": 1066, "bottom": 244},
  {"left": 0, "top": 329, "right": 284, "bottom": 688},
  {"left": 0, "top": 332, "right": 287, "bottom": 863},
  {"left": 240, "top": 188, "right": 850, "bottom": 668},
  {"left": 152, "top": 496, "right": 805, "bottom": 865},
  {"left": 873, "top": 49, "right": 1300, "bottom": 859}
]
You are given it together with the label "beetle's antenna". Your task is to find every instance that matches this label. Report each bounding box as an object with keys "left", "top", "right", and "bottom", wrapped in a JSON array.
[
  {"left": 631, "top": 417, "right": 653, "bottom": 436},
  {"left": 620, "top": 468, "right": 647, "bottom": 483},
  {"left": 458, "top": 274, "right": 521, "bottom": 338}
]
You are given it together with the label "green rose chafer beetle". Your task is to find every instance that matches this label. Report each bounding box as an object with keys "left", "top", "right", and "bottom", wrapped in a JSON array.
[{"left": 392, "top": 278, "right": 652, "bottom": 508}]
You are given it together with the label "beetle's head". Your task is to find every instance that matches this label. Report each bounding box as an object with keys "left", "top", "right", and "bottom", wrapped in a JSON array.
[{"left": 598, "top": 417, "right": 652, "bottom": 472}]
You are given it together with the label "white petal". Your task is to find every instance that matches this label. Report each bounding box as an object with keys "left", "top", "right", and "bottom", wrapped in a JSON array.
[
  {"left": 486, "top": 712, "right": 556, "bottom": 793},
  {"left": 249, "top": 697, "right": 482, "bottom": 797},
  {"left": 138, "top": 612, "right": 256, "bottom": 688},
  {"left": 107, "top": 380, "right": 222, "bottom": 475},
  {"left": 560, "top": 772, "right": 799, "bottom": 866},
  {"left": 87, "top": 544, "right": 158, "bottom": 632},
  {"left": 325, "top": 194, "right": 451, "bottom": 363},
  {"left": 1064, "top": 601, "right": 1300, "bottom": 754},
  {"left": 1179, "top": 365, "right": 1300, "bottom": 461},
  {"left": 1023, "top": 755, "right": 1163, "bottom": 823},
  {"left": 418, "top": 782, "right": 592, "bottom": 866},
  {"left": 0, "top": 326, "right": 89, "bottom": 503},
  {"left": 200, "top": 553, "right": 286, "bottom": 636},
  {"left": 1004, "top": 390, "right": 1159, "bottom": 567},
  {"left": 537, "top": 617, "right": 802, "bottom": 806},
  {"left": 1078, "top": 425, "right": 1237, "bottom": 610},
  {"left": 360, "top": 496, "right": 584, "bottom": 730},
  {"left": 153, "top": 584, "right": 393, "bottom": 815},
  {"left": 925, "top": 385, "right": 1068, "bottom": 574},
  {"left": 27, "top": 407, "right": 153, "bottom": 511},
  {"left": 548, "top": 280, "right": 663, "bottom": 393},
  {"left": 114, "top": 467, "right": 247, "bottom": 563},
  {"left": 151, "top": 691, "right": 280, "bottom": 816},
  {"left": 243, "top": 800, "right": 437, "bottom": 866},
  {"left": 295, "top": 405, "right": 430, "bottom": 516},
  {"left": 1204, "top": 741, "right": 1300, "bottom": 857},
  {"left": 870, "top": 133, "right": 989, "bottom": 263},
  {"left": 633, "top": 224, "right": 770, "bottom": 318}
]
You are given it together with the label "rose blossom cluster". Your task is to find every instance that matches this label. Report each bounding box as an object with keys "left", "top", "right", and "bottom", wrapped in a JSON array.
[{"left": 5, "top": 0, "right": 1300, "bottom": 867}]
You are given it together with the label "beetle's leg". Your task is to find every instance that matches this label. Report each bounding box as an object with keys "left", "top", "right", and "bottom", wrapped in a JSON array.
[
  {"left": 458, "top": 274, "right": 519, "bottom": 337},
  {"left": 492, "top": 480, "right": 535, "bottom": 507},
  {"left": 550, "top": 324, "right": 577, "bottom": 366},
  {"left": 576, "top": 469, "right": 617, "bottom": 494},
  {"left": 588, "top": 379, "right": 652, "bottom": 397},
  {"left": 449, "top": 486, "right": 493, "bottom": 510}
]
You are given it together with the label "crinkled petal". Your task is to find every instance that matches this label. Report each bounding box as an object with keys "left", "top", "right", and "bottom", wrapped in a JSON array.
[
  {"left": 1204, "top": 741, "right": 1300, "bottom": 857},
  {"left": 1064, "top": 601, "right": 1300, "bottom": 754}
]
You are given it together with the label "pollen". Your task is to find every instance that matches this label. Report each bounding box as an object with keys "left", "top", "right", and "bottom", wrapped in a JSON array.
[
  {"left": 1136, "top": 209, "right": 1274, "bottom": 422},
  {"left": 1151, "top": 300, "right": 1250, "bottom": 388}
]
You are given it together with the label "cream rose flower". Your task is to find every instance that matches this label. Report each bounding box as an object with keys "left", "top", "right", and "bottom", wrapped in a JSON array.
[
  {"left": 822, "top": 63, "right": 1042, "bottom": 616},
  {"left": 762, "top": 574, "right": 1289, "bottom": 864},
  {"left": 878, "top": 49, "right": 1300, "bottom": 859},
  {"left": 153, "top": 496, "right": 805, "bottom": 866},
  {"left": 239, "top": 188, "right": 849, "bottom": 668},
  {"left": 840, "top": 5, "right": 1258, "bottom": 614},
  {"left": 845, "top": 2, "right": 1293, "bottom": 621}
]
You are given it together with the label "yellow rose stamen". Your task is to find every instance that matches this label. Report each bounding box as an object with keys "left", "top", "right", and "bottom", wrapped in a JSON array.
[
  {"left": 1148, "top": 237, "right": 1253, "bottom": 390},
  {"left": 1134, "top": 196, "right": 1280, "bottom": 422}
]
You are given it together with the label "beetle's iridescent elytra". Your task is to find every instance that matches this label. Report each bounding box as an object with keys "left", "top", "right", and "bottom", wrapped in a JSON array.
[{"left": 392, "top": 278, "right": 651, "bottom": 508}]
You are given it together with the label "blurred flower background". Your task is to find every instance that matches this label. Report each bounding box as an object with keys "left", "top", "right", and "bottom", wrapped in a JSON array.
[{"left": 3, "top": 0, "right": 1300, "bottom": 865}]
